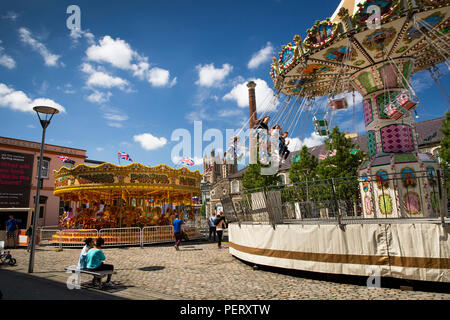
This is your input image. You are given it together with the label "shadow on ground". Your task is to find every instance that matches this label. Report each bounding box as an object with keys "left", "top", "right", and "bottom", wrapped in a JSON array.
[
  {"left": 138, "top": 266, "right": 165, "bottom": 272},
  {"left": 0, "top": 269, "right": 128, "bottom": 300}
]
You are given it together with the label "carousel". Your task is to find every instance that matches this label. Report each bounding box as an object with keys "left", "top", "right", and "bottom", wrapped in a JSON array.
[{"left": 52, "top": 162, "right": 202, "bottom": 245}]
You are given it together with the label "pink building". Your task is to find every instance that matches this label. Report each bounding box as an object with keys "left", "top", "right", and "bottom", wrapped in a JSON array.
[{"left": 0, "top": 136, "right": 86, "bottom": 231}]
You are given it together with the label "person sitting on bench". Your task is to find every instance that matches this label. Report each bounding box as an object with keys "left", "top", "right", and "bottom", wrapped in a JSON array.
[
  {"left": 86, "top": 237, "right": 114, "bottom": 286},
  {"left": 78, "top": 238, "right": 94, "bottom": 270}
]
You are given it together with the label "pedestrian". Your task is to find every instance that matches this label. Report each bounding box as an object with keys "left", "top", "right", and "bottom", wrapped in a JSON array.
[
  {"left": 86, "top": 238, "right": 114, "bottom": 286},
  {"left": 173, "top": 213, "right": 183, "bottom": 251},
  {"left": 78, "top": 238, "right": 94, "bottom": 270},
  {"left": 208, "top": 212, "right": 217, "bottom": 241},
  {"left": 25, "top": 226, "right": 33, "bottom": 252},
  {"left": 214, "top": 211, "right": 227, "bottom": 249},
  {"left": 6, "top": 215, "right": 18, "bottom": 249}
]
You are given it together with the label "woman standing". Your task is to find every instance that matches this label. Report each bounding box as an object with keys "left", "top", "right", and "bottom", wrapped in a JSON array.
[{"left": 215, "top": 212, "right": 227, "bottom": 249}]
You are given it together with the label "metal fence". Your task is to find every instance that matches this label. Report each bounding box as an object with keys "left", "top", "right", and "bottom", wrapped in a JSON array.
[
  {"left": 37, "top": 225, "right": 204, "bottom": 248},
  {"left": 224, "top": 169, "right": 449, "bottom": 227},
  {"left": 99, "top": 227, "right": 141, "bottom": 247}
]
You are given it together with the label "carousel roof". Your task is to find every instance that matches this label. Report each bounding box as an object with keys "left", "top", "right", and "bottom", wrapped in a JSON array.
[
  {"left": 53, "top": 162, "right": 202, "bottom": 202},
  {"left": 271, "top": 0, "right": 450, "bottom": 97}
]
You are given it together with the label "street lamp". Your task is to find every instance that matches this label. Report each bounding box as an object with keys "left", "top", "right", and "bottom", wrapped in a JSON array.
[{"left": 28, "top": 106, "right": 59, "bottom": 273}]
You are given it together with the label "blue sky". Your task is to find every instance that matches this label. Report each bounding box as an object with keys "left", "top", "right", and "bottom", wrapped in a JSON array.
[{"left": 0, "top": 0, "right": 448, "bottom": 170}]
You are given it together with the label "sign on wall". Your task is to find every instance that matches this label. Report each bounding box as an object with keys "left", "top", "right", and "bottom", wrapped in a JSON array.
[{"left": 0, "top": 150, "right": 34, "bottom": 208}]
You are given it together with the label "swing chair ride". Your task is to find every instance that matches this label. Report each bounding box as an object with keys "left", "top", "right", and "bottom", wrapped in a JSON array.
[{"left": 250, "top": 0, "right": 449, "bottom": 218}]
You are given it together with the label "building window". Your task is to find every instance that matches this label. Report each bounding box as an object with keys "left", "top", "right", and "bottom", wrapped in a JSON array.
[
  {"left": 39, "top": 205, "right": 45, "bottom": 219},
  {"left": 231, "top": 181, "right": 240, "bottom": 193}
]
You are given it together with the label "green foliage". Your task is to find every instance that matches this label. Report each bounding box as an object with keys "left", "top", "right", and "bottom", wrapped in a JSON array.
[
  {"left": 200, "top": 202, "right": 206, "bottom": 217},
  {"left": 289, "top": 145, "right": 318, "bottom": 184},
  {"left": 316, "top": 126, "right": 365, "bottom": 179},
  {"left": 439, "top": 111, "right": 450, "bottom": 169},
  {"left": 316, "top": 126, "right": 365, "bottom": 209},
  {"left": 242, "top": 163, "right": 280, "bottom": 191}
]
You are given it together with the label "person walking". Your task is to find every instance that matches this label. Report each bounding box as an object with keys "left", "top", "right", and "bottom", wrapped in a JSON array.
[
  {"left": 6, "top": 215, "right": 18, "bottom": 249},
  {"left": 86, "top": 237, "right": 114, "bottom": 286},
  {"left": 208, "top": 212, "right": 217, "bottom": 241},
  {"left": 215, "top": 212, "right": 227, "bottom": 249},
  {"left": 173, "top": 213, "right": 183, "bottom": 251}
]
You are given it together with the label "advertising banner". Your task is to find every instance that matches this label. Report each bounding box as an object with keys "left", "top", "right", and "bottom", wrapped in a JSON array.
[{"left": 0, "top": 150, "right": 34, "bottom": 208}]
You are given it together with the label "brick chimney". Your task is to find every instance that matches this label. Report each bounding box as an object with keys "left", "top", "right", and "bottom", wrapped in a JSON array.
[{"left": 247, "top": 81, "right": 257, "bottom": 129}]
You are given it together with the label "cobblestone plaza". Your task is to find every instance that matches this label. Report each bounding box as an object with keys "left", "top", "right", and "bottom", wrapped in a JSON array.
[{"left": 5, "top": 240, "right": 450, "bottom": 300}]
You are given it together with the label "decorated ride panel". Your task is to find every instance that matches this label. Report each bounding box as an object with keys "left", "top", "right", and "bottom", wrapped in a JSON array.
[
  {"left": 272, "top": 2, "right": 450, "bottom": 97},
  {"left": 53, "top": 163, "right": 202, "bottom": 195}
]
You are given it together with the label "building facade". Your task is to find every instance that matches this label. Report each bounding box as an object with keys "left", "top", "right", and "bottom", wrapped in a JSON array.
[{"left": 0, "top": 136, "right": 86, "bottom": 230}]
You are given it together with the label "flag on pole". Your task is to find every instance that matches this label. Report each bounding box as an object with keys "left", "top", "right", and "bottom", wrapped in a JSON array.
[
  {"left": 58, "top": 155, "right": 75, "bottom": 164},
  {"left": 118, "top": 151, "right": 133, "bottom": 161},
  {"left": 181, "top": 157, "right": 195, "bottom": 166}
]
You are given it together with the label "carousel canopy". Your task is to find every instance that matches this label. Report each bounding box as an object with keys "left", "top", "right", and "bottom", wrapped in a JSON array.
[
  {"left": 271, "top": 0, "right": 450, "bottom": 97},
  {"left": 53, "top": 162, "right": 202, "bottom": 205}
]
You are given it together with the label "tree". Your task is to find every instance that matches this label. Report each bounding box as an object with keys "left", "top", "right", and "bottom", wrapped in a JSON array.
[
  {"left": 242, "top": 163, "right": 280, "bottom": 191},
  {"left": 315, "top": 126, "right": 365, "bottom": 216},
  {"left": 316, "top": 126, "right": 365, "bottom": 179},
  {"left": 439, "top": 111, "right": 450, "bottom": 168},
  {"left": 289, "top": 145, "right": 318, "bottom": 183}
]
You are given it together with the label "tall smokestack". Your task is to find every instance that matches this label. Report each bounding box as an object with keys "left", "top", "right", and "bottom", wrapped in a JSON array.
[{"left": 247, "top": 81, "right": 257, "bottom": 129}]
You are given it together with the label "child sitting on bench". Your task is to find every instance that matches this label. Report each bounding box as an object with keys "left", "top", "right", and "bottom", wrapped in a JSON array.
[{"left": 86, "top": 237, "right": 114, "bottom": 286}]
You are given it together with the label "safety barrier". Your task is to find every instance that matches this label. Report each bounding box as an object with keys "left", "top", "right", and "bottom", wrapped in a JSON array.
[
  {"left": 142, "top": 226, "right": 174, "bottom": 245},
  {"left": 99, "top": 227, "right": 142, "bottom": 247},
  {"left": 37, "top": 225, "right": 204, "bottom": 248}
]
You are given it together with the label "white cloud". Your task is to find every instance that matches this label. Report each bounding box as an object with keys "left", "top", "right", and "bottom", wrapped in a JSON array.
[
  {"left": 69, "top": 28, "right": 95, "bottom": 45},
  {"left": 0, "top": 83, "right": 66, "bottom": 113},
  {"left": 217, "top": 109, "right": 243, "bottom": 118},
  {"left": 133, "top": 133, "right": 168, "bottom": 151},
  {"left": 287, "top": 133, "right": 325, "bottom": 152},
  {"left": 27, "top": 124, "right": 36, "bottom": 129},
  {"left": 103, "top": 113, "right": 128, "bottom": 121},
  {"left": 86, "top": 90, "right": 111, "bottom": 104},
  {"left": 107, "top": 122, "right": 123, "bottom": 128},
  {"left": 81, "top": 63, "right": 129, "bottom": 90},
  {"left": 195, "top": 63, "right": 233, "bottom": 87},
  {"left": 96, "top": 147, "right": 104, "bottom": 152},
  {"left": 85, "top": 35, "right": 176, "bottom": 87},
  {"left": 2, "top": 11, "right": 19, "bottom": 21},
  {"left": 18, "top": 27, "right": 62, "bottom": 67},
  {"left": 248, "top": 42, "right": 274, "bottom": 70},
  {"left": 0, "top": 42, "right": 16, "bottom": 69},
  {"left": 223, "top": 78, "right": 279, "bottom": 112},
  {"left": 147, "top": 67, "right": 175, "bottom": 87}
]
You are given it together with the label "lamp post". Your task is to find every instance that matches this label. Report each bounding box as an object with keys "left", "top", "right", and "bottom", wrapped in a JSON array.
[{"left": 28, "top": 106, "right": 59, "bottom": 273}]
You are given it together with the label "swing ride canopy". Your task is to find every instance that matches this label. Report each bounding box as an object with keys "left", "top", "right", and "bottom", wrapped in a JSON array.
[
  {"left": 271, "top": 0, "right": 449, "bottom": 98},
  {"left": 53, "top": 162, "right": 202, "bottom": 206}
]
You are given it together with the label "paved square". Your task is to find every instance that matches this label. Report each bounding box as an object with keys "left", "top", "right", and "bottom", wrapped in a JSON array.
[{"left": 5, "top": 241, "right": 450, "bottom": 300}]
